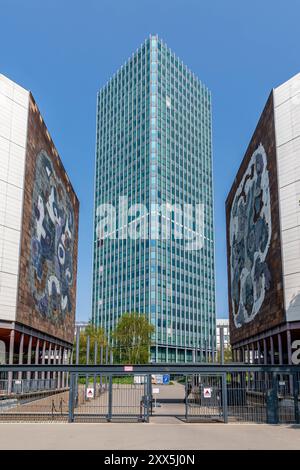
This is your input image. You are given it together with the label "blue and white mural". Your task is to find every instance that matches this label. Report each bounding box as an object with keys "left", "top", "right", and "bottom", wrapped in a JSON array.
[
  {"left": 230, "top": 144, "right": 272, "bottom": 328},
  {"left": 30, "top": 150, "right": 75, "bottom": 324}
]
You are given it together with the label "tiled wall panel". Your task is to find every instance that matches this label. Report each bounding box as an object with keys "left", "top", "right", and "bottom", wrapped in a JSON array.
[
  {"left": 274, "top": 73, "right": 300, "bottom": 321},
  {"left": 0, "top": 74, "right": 29, "bottom": 321}
]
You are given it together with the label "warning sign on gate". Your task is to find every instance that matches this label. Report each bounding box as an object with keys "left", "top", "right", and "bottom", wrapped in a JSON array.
[
  {"left": 203, "top": 387, "right": 212, "bottom": 398},
  {"left": 86, "top": 387, "right": 94, "bottom": 399}
]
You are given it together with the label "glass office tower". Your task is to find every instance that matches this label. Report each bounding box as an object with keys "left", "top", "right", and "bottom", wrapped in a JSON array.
[{"left": 92, "top": 36, "right": 216, "bottom": 362}]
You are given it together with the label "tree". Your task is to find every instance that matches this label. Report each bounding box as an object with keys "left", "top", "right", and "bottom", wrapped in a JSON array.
[
  {"left": 74, "top": 321, "right": 108, "bottom": 364},
  {"left": 216, "top": 345, "right": 233, "bottom": 363},
  {"left": 112, "top": 312, "right": 155, "bottom": 364}
]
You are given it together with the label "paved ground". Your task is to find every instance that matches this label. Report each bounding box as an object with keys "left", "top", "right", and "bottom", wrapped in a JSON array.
[
  {"left": 0, "top": 423, "right": 299, "bottom": 449},
  {"left": 151, "top": 382, "right": 186, "bottom": 417}
]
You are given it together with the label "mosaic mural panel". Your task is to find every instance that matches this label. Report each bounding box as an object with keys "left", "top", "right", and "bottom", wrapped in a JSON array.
[
  {"left": 229, "top": 144, "right": 272, "bottom": 328},
  {"left": 226, "top": 93, "right": 285, "bottom": 345},
  {"left": 29, "top": 150, "right": 75, "bottom": 325}
]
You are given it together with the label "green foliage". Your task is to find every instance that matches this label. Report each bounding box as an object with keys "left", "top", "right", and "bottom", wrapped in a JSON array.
[
  {"left": 216, "top": 345, "right": 233, "bottom": 363},
  {"left": 112, "top": 376, "right": 134, "bottom": 384},
  {"left": 74, "top": 321, "right": 108, "bottom": 364},
  {"left": 112, "top": 312, "right": 155, "bottom": 364}
]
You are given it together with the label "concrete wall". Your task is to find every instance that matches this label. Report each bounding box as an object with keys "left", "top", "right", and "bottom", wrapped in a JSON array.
[
  {"left": 274, "top": 73, "right": 300, "bottom": 322},
  {"left": 0, "top": 75, "right": 29, "bottom": 321}
]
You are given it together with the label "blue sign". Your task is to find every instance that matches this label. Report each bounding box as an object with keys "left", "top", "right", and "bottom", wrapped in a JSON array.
[{"left": 163, "top": 374, "right": 170, "bottom": 384}]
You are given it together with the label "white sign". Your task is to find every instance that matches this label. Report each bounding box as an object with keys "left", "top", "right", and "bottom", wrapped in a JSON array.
[
  {"left": 279, "top": 381, "right": 286, "bottom": 386},
  {"left": 124, "top": 365, "right": 133, "bottom": 372},
  {"left": 152, "top": 374, "right": 163, "bottom": 384},
  {"left": 86, "top": 387, "right": 94, "bottom": 399},
  {"left": 203, "top": 387, "right": 212, "bottom": 398},
  {"left": 134, "top": 375, "right": 145, "bottom": 384},
  {"left": 152, "top": 388, "right": 160, "bottom": 394}
]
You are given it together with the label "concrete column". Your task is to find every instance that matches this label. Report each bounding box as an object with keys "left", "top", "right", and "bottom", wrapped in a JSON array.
[
  {"left": 26, "top": 335, "right": 32, "bottom": 381},
  {"left": 8, "top": 330, "right": 15, "bottom": 394},
  {"left": 41, "top": 340, "right": 46, "bottom": 381},
  {"left": 263, "top": 338, "right": 267, "bottom": 365},
  {"left": 234, "top": 348, "right": 237, "bottom": 362},
  {"left": 287, "top": 330, "right": 292, "bottom": 365},
  {"left": 251, "top": 343, "right": 255, "bottom": 364},
  {"left": 257, "top": 341, "right": 262, "bottom": 387},
  {"left": 47, "top": 343, "right": 52, "bottom": 381},
  {"left": 263, "top": 338, "right": 269, "bottom": 384},
  {"left": 67, "top": 348, "right": 71, "bottom": 385},
  {"left": 270, "top": 336, "right": 275, "bottom": 365},
  {"left": 246, "top": 345, "right": 250, "bottom": 364},
  {"left": 57, "top": 347, "right": 62, "bottom": 389},
  {"left": 53, "top": 344, "right": 57, "bottom": 386},
  {"left": 62, "top": 348, "right": 66, "bottom": 388},
  {"left": 257, "top": 341, "right": 261, "bottom": 364},
  {"left": 239, "top": 348, "right": 243, "bottom": 363},
  {"left": 278, "top": 333, "right": 283, "bottom": 365},
  {"left": 251, "top": 343, "right": 256, "bottom": 388},
  {"left": 34, "top": 339, "right": 40, "bottom": 380},
  {"left": 18, "top": 333, "right": 24, "bottom": 380},
  {"left": 235, "top": 348, "right": 238, "bottom": 362},
  {"left": 287, "top": 330, "right": 293, "bottom": 392}
]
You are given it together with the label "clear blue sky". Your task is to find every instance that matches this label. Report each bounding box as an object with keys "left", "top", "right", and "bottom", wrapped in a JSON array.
[{"left": 1, "top": 0, "right": 299, "bottom": 321}]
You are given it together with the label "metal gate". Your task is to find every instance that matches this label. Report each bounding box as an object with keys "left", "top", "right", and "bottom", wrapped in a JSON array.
[
  {"left": 71, "top": 374, "right": 150, "bottom": 422},
  {"left": 226, "top": 371, "right": 300, "bottom": 424},
  {"left": 0, "top": 365, "right": 299, "bottom": 424},
  {"left": 185, "top": 374, "right": 225, "bottom": 422}
]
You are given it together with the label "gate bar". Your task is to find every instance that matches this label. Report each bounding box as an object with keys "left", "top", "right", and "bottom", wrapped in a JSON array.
[
  {"left": 293, "top": 373, "right": 300, "bottom": 424},
  {"left": 222, "top": 373, "right": 228, "bottom": 423},
  {"left": 68, "top": 373, "right": 75, "bottom": 423},
  {"left": 1, "top": 364, "right": 299, "bottom": 374},
  {"left": 107, "top": 375, "right": 113, "bottom": 422}
]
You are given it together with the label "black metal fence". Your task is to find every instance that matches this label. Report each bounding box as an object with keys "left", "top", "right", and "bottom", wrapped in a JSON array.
[{"left": 0, "top": 364, "right": 299, "bottom": 424}]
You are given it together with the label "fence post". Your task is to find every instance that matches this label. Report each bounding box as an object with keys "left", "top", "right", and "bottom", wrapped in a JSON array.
[
  {"left": 107, "top": 375, "right": 113, "bottom": 422},
  {"left": 185, "top": 375, "right": 188, "bottom": 422},
  {"left": 94, "top": 341, "right": 97, "bottom": 397},
  {"left": 220, "top": 326, "right": 224, "bottom": 365},
  {"left": 266, "top": 372, "right": 278, "bottom": 424},
  {"left": 222, "top": 373, "right": 228, "bottom": 423},
  {"left": 75, "top": 326, "right": 80, "bottom": 406},
  {"left": 293, "top": 373, "right": 300, "bottom": 424},
  {"left": 100, "top": 345, "right": 103, "bottom": 390},
  {"left": 85, "top": 336, "right": 90, "bottom": 392},
  {"left": 68, "top": 373, "right": 75, "bottom": 423},
  {"left": 146, "top": 374, "right": 152, "bottom": 422}
]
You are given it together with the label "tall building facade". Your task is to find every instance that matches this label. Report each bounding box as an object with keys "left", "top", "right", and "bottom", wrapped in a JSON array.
[
  {"left": 0, "top": 74, "right": 79, "bottom": 391},
  {"left": 92, "top": 36, "right": 216, "bottom": 362},
  {"left": 226, "top": 73, "right": 300, "bottom": 365},
  {"left": 216, "top": 319, "right": 230, "bottom": 351}
]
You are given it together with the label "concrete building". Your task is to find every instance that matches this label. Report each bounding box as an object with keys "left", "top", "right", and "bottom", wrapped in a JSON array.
[
  {"left": 92, "top": 35, "right": 216, "bottom": 362},
  {"left": 216, "top": 319, "right": 230, "bottom": 351},
  {"left": 226, "top": 73, "right": 300, "bottom": 365},
  {"left": 0, "top": 74, "right": 79, "bottom": 392}
]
